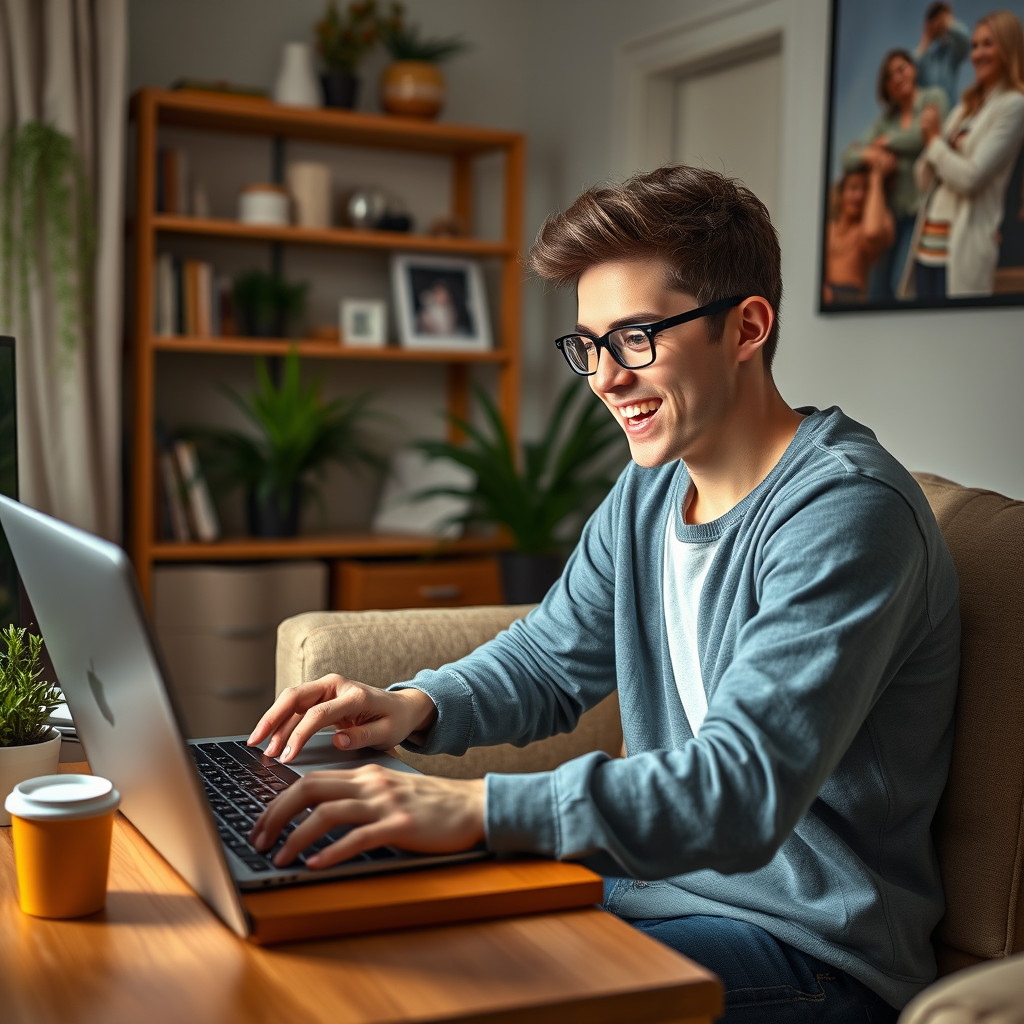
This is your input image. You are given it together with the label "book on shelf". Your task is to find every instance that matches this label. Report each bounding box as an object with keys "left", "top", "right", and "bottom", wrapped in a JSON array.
[
  {"left": 173, "top": 439, "right": 221, "bottom": 542},
  {"left": 156, "top": 428, "right": 191, "bottom": 542},
  {"left": 157, "top": 146, "right": 190, "bottom": 215},
  {"left": 153, "top": 256, "right": 226, "bottom": 338}
]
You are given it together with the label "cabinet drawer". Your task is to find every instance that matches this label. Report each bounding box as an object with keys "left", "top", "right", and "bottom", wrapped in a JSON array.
[
  {"left": 159, "top": 632, "right": 276, "bottom": 739},
  {"left": 153, "top": 562, "right": 328, "bottom": 634},
  {"left": 334, "top": 557, "right": 502, "bottom": 610}
]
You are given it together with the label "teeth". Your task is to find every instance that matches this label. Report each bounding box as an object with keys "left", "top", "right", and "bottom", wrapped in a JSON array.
[{"left": 620, "top": 400, "right": 661, "bottom": 419}]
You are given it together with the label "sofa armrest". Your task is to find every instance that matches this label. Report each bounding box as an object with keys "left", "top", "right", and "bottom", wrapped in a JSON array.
[
  {"left": 276, "top": 605, "right": 623, "bottom": 779},
  {"left": 899, "top": 952, "right": 1024, "bottom": 1023}
]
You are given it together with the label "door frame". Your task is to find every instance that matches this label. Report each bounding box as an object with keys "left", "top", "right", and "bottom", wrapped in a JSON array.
[{"left": 610, "top": 0, "right": 788, "bottom": 181}]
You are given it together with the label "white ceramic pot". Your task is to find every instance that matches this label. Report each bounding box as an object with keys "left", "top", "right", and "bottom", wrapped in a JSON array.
[
  {"left": 0, "top": 727, "right": 62, "bottom": 827},
  {"left": 273, "top": 42, "right": 321, "bottom": 108},
  {"left": 238, "top": 184, "right": 290, "bottom": 225}
]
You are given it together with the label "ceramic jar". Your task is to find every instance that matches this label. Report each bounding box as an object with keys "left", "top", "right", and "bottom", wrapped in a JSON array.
[
  {"left": 381, "top": 61, "right": 446, "bottom": 119},
  {"left": 286, "top": 162, "right": 332, "bottom": 229},
  {"left": 238, "top": 184, "right": 290, "bottom": 225}
]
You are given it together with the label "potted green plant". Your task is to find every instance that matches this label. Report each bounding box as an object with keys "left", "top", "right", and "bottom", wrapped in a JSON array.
[
  {"left": 0, "top": 122, "right": 96, "bottom": 364},
  {"left": 187, "top": 348, "right": 385, "bottom": 537},
  {"left": 314, "top": 0, "right": 382, "bottom": 109},
  {"left": 0, "top": 624, "right": 63, "bottom": 827},
  {"left": 232, "top": 270, "right": 307, "bottom": 339},
  {"left": 413, "top": 383, "right": 626, "bottom": 602},
  {"left": 378, "top": 2, "right": 469, "bottom": 118}
]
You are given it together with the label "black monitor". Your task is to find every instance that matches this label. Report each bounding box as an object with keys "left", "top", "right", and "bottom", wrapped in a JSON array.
[{"left": 0, "top": 335, "right": 19, "bottom": 626}]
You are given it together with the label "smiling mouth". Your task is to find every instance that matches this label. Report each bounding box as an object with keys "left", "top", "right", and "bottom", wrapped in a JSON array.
[{"left": 619, "top": 399, "right": 662, "bottom": 424}]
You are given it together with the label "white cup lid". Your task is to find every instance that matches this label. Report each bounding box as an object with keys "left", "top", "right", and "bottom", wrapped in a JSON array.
[{"left": 5, "top": 773, "right": 121, "bottom": 821}]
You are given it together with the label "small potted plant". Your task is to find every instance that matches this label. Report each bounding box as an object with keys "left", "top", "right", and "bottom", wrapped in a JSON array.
[
  {"left": 412, "top": 383, "right": 626, "bottom": 602},
  {"left": 378, "top": 2, "right": 469, "bottom": 119},
  {"left": 187, "top": 348, "right": 385, "bottom": 537},
  {"left": 314, "top": 0, "right": 382, "bottom": 109},
  {"left": 232, "top": 270, "right": 308, "bottom": 339},
  {"left": 0, "top": 624, "right": 63, "bottom": 827}
]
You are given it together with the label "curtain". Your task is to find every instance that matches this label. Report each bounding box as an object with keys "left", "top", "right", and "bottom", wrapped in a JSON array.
[{"left": 0, "top": 0, "right": 126, "bottom": 541}]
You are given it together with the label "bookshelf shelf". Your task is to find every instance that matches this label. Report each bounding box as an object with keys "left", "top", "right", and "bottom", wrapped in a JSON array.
[
  {"left": 152, "top": 532, "right": 509, "bottom": 562},
  {"left": 129, "top": 87, "right": 525, "bottom": 606},
  {"left": 150, "top": 335, "right": 512, "bottom": 362},
  {"left": 152, "top": 215, "right": 514, "bottom": 256}
]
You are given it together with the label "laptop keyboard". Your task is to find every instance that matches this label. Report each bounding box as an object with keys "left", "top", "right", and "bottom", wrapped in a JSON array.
[{"left": 190, "top": 740, "right": 402, "bottom": 873}]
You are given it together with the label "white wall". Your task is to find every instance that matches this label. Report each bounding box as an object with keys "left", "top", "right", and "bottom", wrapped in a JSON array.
[
  {"left": 522, "top": 0, "right": 1024, "bottom": 499},
  {"left": 129, "top": 0, "right": 1024, "bottom": 499}
]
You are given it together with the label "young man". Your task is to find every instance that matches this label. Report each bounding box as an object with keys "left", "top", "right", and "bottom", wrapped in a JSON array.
[{"left": 247, "top": 165, "right": 959, "bottom": 1023}]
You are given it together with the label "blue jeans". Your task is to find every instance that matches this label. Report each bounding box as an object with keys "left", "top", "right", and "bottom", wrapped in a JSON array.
[
  {"left": 914, "top": 262, "right": 947, "bottom": 301},
  {"left": 619, "top": 912, "right": 898, "bottom": 1023},
  {"left": 867, "top": 215, "right": 916, "bottom": 303}
]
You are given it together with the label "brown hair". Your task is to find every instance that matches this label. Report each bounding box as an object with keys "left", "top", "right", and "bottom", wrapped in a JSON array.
[
  {"left": 528, "top": 164, "right": 783, "bottom": 370},
  {"left": 961, "top": 10, "right": 1024, "bottom": 115},
  {"left": 876, "top": 48, "right": 917, "bottom": 112}
]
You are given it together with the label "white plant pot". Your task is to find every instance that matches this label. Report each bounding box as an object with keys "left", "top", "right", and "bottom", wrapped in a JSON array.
[
  {"left": 0, "top": 727, "right": 62, "bottom": 827},
  {"left": 273, "top": 42, "right": 321, "bottom": 108}
]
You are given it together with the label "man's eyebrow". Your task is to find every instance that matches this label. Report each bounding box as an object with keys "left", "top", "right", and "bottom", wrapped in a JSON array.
[{"left": 574, "top": 313, "right": 663, "bottom": 335}]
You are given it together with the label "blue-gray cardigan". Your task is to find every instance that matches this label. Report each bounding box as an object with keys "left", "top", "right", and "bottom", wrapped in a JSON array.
[{"left": 395, "top": 407, "right": 960, "bottom": 1008}]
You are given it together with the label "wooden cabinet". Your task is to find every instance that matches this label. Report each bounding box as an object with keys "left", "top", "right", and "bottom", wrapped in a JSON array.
[
  {"left": 333, "top": 556, "right": 503, "bottom": 610},
  {"left": 128, "top": 88, "right": 524, "bottom": 606},
  {"left": 152, "top": 562, "right": 328, "bottom": 736}
]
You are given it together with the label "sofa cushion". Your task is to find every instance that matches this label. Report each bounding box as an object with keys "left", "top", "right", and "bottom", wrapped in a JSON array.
[
  {"left": 276, "top": 605, "right": 623, "bottom": 780},
  {"left": 913, "top": 473, "right": 1024, "bottom": 972}
]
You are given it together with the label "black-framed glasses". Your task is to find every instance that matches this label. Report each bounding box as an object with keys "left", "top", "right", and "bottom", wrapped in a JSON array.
[{"left": 554, "top": 295, "right": 744, "bottom": 376}]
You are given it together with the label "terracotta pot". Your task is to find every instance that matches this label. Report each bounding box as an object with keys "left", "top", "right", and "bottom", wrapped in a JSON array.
[{"left": 381, "top": 61, "right": 445, "bottom": 119}]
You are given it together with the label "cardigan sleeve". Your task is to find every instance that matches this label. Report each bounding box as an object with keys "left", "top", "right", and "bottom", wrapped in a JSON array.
[{"left": 923, "top": 92, "right": 1024, "bottom": 196}]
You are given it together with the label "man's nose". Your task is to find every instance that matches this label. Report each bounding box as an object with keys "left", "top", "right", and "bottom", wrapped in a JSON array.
[{"left": 589, "top": 349, "right": 635, "bottom": 393}]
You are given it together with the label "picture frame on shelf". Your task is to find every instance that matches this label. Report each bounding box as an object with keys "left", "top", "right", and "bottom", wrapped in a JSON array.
[
  {"left": 340, "top": 298, "right": 388, "bottom": 347},
  {"left": 390, "top": 253, "right": 491, "bottom": 351}
]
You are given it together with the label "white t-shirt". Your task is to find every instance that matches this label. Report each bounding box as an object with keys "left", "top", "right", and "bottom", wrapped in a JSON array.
[{"left": 663, "top": 488, "right": 721, "bottom": 736}]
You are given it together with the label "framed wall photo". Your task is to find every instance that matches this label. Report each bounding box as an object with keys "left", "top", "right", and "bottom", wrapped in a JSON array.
[
  {"left": 821, "top": 0, "right": 1024, "bottom": 313},
  {"left": 390, "top": 253, "right": 492, "bottom": 351},
  {"left": 340, "top": 298, "right": 387, "bottom": 348}
]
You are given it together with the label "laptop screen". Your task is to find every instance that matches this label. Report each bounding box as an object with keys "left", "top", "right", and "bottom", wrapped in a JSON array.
[{"left": 0, "top": 335, "right": 18, "bottom": 627}]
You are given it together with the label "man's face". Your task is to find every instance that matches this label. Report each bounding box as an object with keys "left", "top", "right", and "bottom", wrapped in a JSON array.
[{"left": 578, "top": 259, "right": 737, "bottom": 468}]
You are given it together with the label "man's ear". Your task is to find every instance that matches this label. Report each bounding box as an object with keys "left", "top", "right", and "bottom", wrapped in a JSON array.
[{"left": 733, "top": 296, "right": 774, "bottom": 365}]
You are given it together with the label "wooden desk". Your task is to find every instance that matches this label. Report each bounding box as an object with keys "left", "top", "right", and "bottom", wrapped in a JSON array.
[{"left": 2, "top": 792, "right": 722, "bottom": 1024}]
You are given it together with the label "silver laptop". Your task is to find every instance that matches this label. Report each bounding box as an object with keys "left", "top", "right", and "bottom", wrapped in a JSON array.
[{"left": 0, "top": 495, "right": 487, "bottom": 938}]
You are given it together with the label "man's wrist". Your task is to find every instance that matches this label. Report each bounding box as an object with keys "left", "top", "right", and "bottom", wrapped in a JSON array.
[{"left": 401, "top": 687, "right": 439, "bottom": 743}]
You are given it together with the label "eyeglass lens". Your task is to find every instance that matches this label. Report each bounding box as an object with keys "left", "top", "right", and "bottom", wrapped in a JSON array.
[{"left": 563, "top": 327, "right": 653, "bottom": 374}]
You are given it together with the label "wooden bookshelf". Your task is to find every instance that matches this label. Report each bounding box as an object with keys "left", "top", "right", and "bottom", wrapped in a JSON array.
[{"left": 128, "top": 88, "right": 525, "bottom": 604}]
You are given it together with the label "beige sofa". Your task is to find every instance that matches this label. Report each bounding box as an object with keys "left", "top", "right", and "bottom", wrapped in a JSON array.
[{"left": 276, "top": 473, "right": 1024, "bottom": 1021}]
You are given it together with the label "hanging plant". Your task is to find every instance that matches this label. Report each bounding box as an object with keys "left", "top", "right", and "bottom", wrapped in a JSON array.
[{"left": 0, "top": 121, "right": 97, "bottom": 361}]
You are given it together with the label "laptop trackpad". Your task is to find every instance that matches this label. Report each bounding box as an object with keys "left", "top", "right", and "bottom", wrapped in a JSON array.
[{"left": 277, "top": 730, "right": 418, "bottom": 777}]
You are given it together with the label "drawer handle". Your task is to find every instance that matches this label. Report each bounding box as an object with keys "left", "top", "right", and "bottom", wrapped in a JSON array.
[
  {"left": 215, "top": 625, "right": 272, "bottom": 639},
  {"left": 418, "top": 585, "right": 463, "bottom": 600}
]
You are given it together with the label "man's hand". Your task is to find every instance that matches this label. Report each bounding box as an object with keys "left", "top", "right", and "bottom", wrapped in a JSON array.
[
  {"left": 248, "top": 766, "right": 486, "bottom": 868},
  {"left": 247, "top": 674, "right": 438, "bottom": 763}
]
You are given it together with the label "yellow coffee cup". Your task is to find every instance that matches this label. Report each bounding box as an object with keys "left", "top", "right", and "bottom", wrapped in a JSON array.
[{"left": 5, "top": 774, "right": 121, "bottom": 918}]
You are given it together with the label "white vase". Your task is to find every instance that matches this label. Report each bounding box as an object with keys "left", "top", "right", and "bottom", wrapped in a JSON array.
[
  {"left": 273, "top": 42, "right": 321, "bottom": 108},
  {"left": 0, "top": 727, "right": 62, "bottom": 827}
]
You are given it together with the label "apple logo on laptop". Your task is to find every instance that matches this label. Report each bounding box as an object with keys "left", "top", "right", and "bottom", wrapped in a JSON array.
[{"left": 87, "top": 660, "right": 116, "bottom": 726}]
